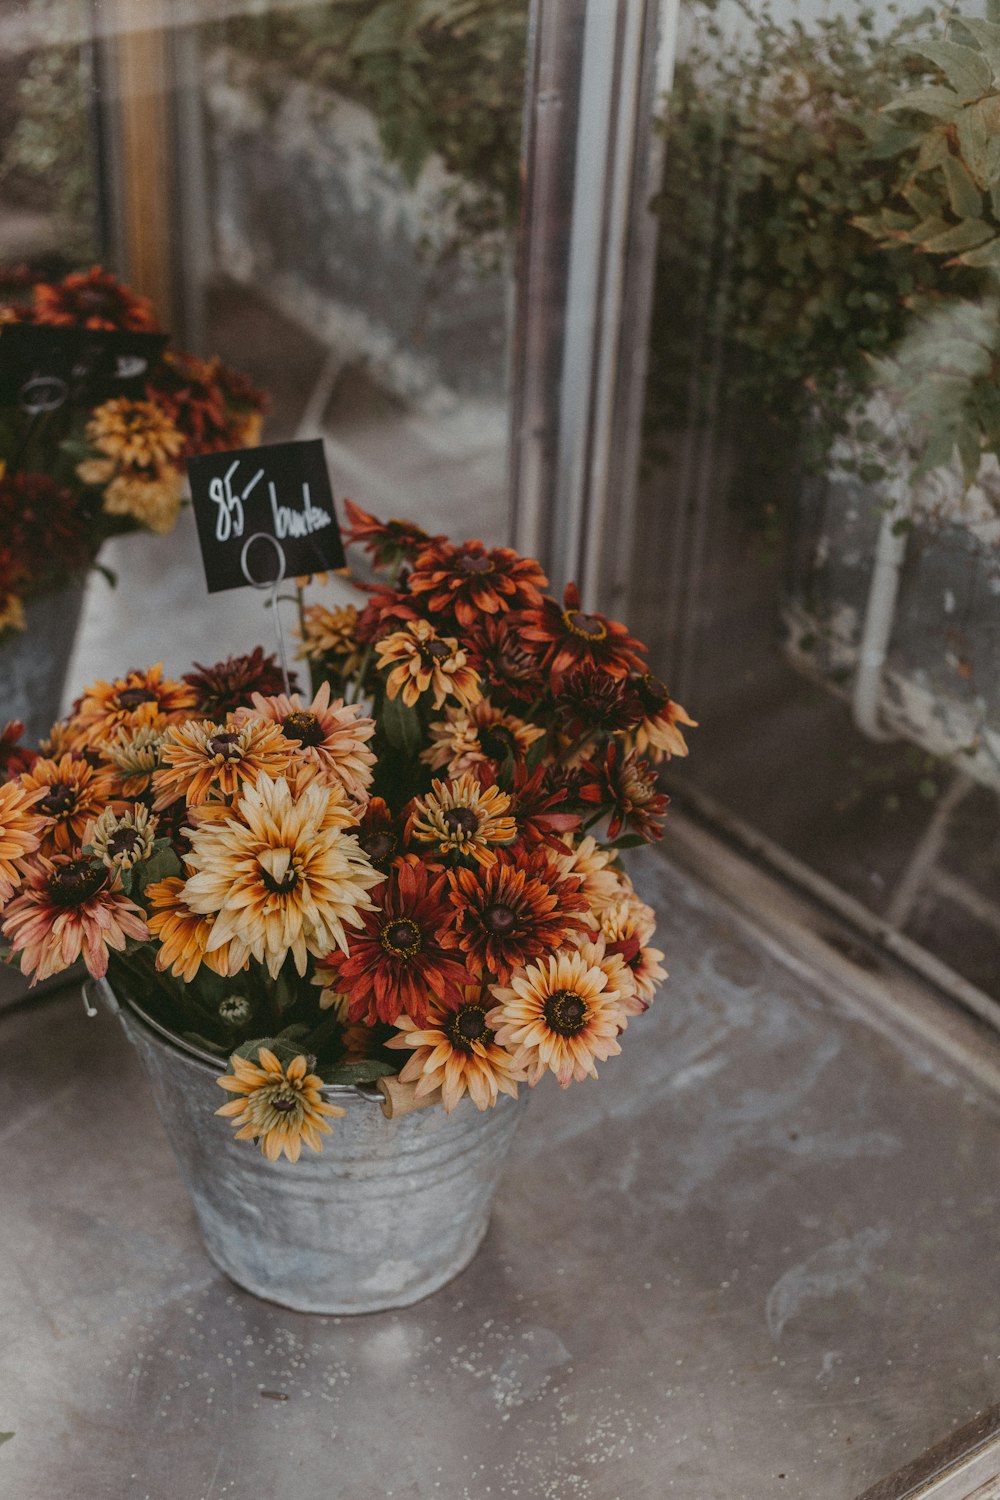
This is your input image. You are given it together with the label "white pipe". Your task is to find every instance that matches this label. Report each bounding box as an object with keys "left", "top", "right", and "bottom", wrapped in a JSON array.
[{"left": 852, "top": 473, "right": 912, "bottom": 741}]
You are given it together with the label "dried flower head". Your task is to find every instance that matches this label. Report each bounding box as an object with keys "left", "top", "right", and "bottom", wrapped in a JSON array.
[{"left": 85, "top": 803, "right": 158, "bottom": 871}]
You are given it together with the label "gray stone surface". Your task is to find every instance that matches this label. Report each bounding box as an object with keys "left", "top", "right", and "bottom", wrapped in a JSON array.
[{"left": 2, "top": 854, "right": 997, "bottom": 1500}]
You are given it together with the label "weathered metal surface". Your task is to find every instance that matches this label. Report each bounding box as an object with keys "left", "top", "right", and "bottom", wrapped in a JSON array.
[
  {"left": 2, "top": 854, "right": 999, "bottom": 1499},
  {"left": 116, "top": 998, "right": 527, "bottom": 1315},
  {"left": 0, "top": 583, "right": 87, "bottom": 748}
]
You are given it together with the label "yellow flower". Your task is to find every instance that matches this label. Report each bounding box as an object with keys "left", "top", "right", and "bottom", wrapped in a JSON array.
[
  {"left": 0, "top": 589, "right": 25, "bottom": 633},
  {"left": 216, "top": 1049, "right": 344, "bottom": 1163},
  {"left": 421, "top": 698, "right": 544, "bottom": 776},
  {"left": 554, "top": 834, "right": 624, "bottom": 920},
  {"left": 85, "top": 803, "right": 157, "bottom": 871},
  {"left": 65, "top": 664, "right": 196, "bottom": 750},
  {"left": 100, "top": 723, "right": 165, "bottom": 796},
  {"left": 627, "top": 674, "right": 697, "bottom": 763},
  {"left": 387, "top": 986, "right": 526, "bottom": 1112},
  {"left": 297, "top": 603, "right": 363, "bottom": 675},
  {"left": 102, "top": 469, "right": 183, "bottom": 534},
  {"left": 408, "top": 773, "right": 517, "bottom": 867},
  {"left": 146, "top": 876, "right": 247, "bottom": 983},
  {"left": 19, "top": 753, "right": 119, "bottom": 858},
  {"left": 183, "top": 772, "right": 383, "bottom": 979},
  {"left": 487, "top": 945, "right": 627, "bottom": 1088},
  {"left": 0, "top": 777, "right": 44, "bottom": 901},
  {"left": 86, "top": 397, "right": 184, "bottom": 470},
  {"left": 375, "top": 619, "right": 481, "bottom": 710}
]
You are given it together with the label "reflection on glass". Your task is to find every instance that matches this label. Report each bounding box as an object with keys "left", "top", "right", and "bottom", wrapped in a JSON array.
[{"left": 638, "top": 0, "right": 1000, "bottom": 1001}]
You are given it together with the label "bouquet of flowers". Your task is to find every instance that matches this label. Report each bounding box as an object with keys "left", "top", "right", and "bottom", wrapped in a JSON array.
[
  {"left": 0, "top": 265, "right": 266, "bottom": 637},
  {"left": 0, "top": 505, "right": 694, "bottom": 1163}
]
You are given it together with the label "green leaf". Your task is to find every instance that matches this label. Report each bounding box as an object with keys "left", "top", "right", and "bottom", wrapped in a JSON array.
[
  {"left": 883, "top": 86, "right": 960, "bottom": 121},
  {"left": 954, "top": 18, "right": 1000, "bottom": 84},
  {"left": 319, "top": 1058, "right": 398, "bottom": 1086},
  {"left": 908, "top": 41, "right": 992, "bottom": 101},
  {"left": 231, "top": 1036, "right": 309, "bottom": 1069},
  {"left": 379, "top": 690, "right": 422, "bottom": 754},
  {"left": 0, "top": 1433, "right": 13, "bottom": 1447},
  {"left": 955, "top": 96, "right": 1000, "bottom": 187},
  {"left": 941, "top": 153, "right": 984, "bottom": 218},
  {"left": 135, "top": 844, "right": 182, "bottom": 888},
  {"left": 959, "top": 237, "right": 1000, "bottom": 270},
  {"left": 610, "top": 833, "right": 649, "bottom": 850},
  {"left": 919, "top": 218, "right": 995, "bottom": 254}
]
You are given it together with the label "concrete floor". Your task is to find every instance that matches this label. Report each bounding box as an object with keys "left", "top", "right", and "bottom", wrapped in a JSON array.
[{"left": 1, "top": 854, "right": 998, "bottom": 1500}]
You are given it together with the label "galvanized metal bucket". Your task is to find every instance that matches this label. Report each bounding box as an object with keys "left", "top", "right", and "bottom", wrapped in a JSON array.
[{"left": 94, "top": 980, "right": 527, "bottom": 1314}]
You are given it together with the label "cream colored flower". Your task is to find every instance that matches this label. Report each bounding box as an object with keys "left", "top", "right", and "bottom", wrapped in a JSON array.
[
  {"left": 487, "top": 945, "right": 628, "bottom": 1088},
  {"left": 85, "top": 803, "right": 157, "bottom": 871}
]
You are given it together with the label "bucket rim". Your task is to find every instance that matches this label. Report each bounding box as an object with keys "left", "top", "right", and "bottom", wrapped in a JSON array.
[{"left": 88, "top": 975, "right": 386, "bottom": 1104}]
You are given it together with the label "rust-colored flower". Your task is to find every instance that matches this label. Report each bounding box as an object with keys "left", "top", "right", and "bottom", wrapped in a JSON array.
[
  {"left": 464, "top": 612, "right": 548, "bottom": 706},
  {"left": 0, "top": 473, "right": 92, "bottom": 586},
  {"left": 182, "top": 649, "right": 297, "bottom": 718},
  {"left": 521, "top": 582, "right": 646, "bottom": 687},
  {"left": 376, "top": 619, "right": 481, "bottom": 711},
  {"left": 240, "top": 680, "right": 375, "bottom": 803},
  {"left": 408, "top": 774, "right": 516, "bottom": 867},
  {"left": 487, "top": 944, "right": 628, "bottom": 1088},
  {"left": 66, "top": 665, "right": 197, "bottom": 750},
  {"left": 216, "top": 1049, "right": 344, "bottom": 1163},
  {"left": 325, "top": 859, "right": 469, "bottom": 1028},
  {"left": 20, "top": 753, "right": 118, "bottom": 857},
  {"left": 147, "top": 350, "right": 267, "bottom": 458},
  {"left": 0, "top": 720, "right": 38, "bottom": 781},
  {"left": 421, "top": 698, "right": 544, "bottom": 778},
  {"left": 353, "top": 796, "right": 407, "bottom": 871},
  {"left": 146, "top": 875, "right": 247, "bottom": 983},
  {"left": 2, "top": 853, "right": 149, "bottom": 983},
  {"left": 342, "top": 497, "right": 441, "bottom": 567},
  {"left": 387, "top": 986, "right": 527, "bottom": 1112},
  {"left": 556, "top": 666, "right": 643, "bottom": 737},
  {"left": 152, "top": 716, "right": 294, "bottom": 811},
  {"left": 32, "top": 267, "right": 160, "bottom": 332},
  {"left": 441, "top": 849, "right": 588, "bottom": 983},
  {"left": 407, "top": 538, "right": 548, "bottom": 629},
  {"left": 500, "top": 763, "right": 580, "bottom": 852},
  {"left": 627, "top": 673, "right": 697, "bottom": 763},
  {"left": 0, "top": 777, "right": 43, "bottom": 900},
  {"left": 578, "top": 742, "right": 668, "bottom": 842}
]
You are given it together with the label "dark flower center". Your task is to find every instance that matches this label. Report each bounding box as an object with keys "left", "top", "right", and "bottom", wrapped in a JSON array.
[
  {"left": 420, "top": 638, "right": 453, "bottom": 664},
  {"left": 38, "top": 782, "right": 76, "bottom": 817},
  {"left": 459, "top": 554, "right": 495, "bottom": 576},
  {"left": 380, "top": 918, "right": 423, "bottom": 957},
  {"left": 260, "top": 861, "right": 299, "bottom": 894},
  {"left": 47, "top": 859, "right": 107, "bottom": 907},
  {"left": 108, "top": 827, "right": 139, "bottom": 856},
  {"left": 543, "top": 989, "right": 589, "bottom": 1036},
  {"left": 360, "top": 830, "right": 396, "bottom": 863},
  {"left": 269, "top": 1091, "right": 298, "bottom": 1113},
  {"left": 116, "top": 687, "right": 157, "bottom": 710},
  {"left": 447, "top": 1003, "right": 491, "bottom": 1052},
  {"left": 282, "top": 711, "right": 324, "bottom": 747},
  {"left": 483, "top": 902, "right": 517, "bottom": 935},
  {"left": 563, "top": 609, "right": 608, "bottom": 643},
  {"left": 479, "top": 724, "right": 518, "bottom": 761},
  {"left": 639, "top": 673, "right": 669, "bottom": 712},
  {"left": 208, "top": 732, "right": 242, "bottom": 760},
  {"left": 443, "top": 806, "right": 479, "bottom": 837}
]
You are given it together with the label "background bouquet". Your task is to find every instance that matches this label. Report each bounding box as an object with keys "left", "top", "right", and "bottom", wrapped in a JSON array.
[
  {"left": 0, "top": 505, "right": 693, "bottom": 1163},
  {"left": 0, "top": 265, "right": 266, "bottom": 637}
]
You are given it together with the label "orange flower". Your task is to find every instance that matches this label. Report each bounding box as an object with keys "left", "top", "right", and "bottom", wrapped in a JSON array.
[
  {"left": 20, "top": 754, "right": 118, "bottom": 857},
  {"left": 216, "top": 1049, "right": 344, "bottom": 1163},
  {"left": 627, "top": 674, "right": 696, "bottom": 763},
  {"left": 387, "top": 987, "right": 526, "bottom": 1112},
  {"left": 0, "top": 778, "right": 44, "bottom": 901},
  {"left": 146, "top": 876, "right": 247, "bottom": 983},
  {"left": 408, "top": 774, "right": 516, "bottom": 867},
  {"left": 487, "top": 944, "right": 628, "bottom": 1088},
  {"left": 406, "top": 538, "right": 548, "bottom": 629},
  {"left": 152, "top": 716, "right": 294, "bottom": 811},
  {"left": 375, "top": 619, "right": 481, "bottom": 710},
  {"left": 2, "top": 854, "right": 149, "bottom": 984},
  {"left": 441, "top": 849, "right": 588, "bottom": 983},
  {"left": 421, "top": 698, "right": 544, "bottom": 777},
  {"left": 65, "top": 665, "right": 196, "bottom": 750}
]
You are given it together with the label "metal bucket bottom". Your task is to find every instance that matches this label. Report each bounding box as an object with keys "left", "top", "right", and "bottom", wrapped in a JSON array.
[{"left": 118, "top": 1003, "right": 527, "bottom": 1314}]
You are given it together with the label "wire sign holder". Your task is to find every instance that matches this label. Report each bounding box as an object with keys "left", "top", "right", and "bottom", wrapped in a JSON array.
[{"left": 187, "top": 438, "right": 346, "bottom": 679}]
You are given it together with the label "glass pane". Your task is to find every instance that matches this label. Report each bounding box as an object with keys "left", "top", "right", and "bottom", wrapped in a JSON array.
[{"left": 635, "top": 0, "right": 1000, "bottom": 1004}]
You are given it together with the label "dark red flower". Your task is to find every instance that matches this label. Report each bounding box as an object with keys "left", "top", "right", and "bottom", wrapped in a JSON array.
[
  {"left": 354, "top": 583, "right": 420, "bottom": 646},
  {"left": 32, "top": 267, "right": 160, "bottom": 332},
  {"left": 464, "top": 613, "right": 548, "bottom": 706},
  {"left": 578, "top": 742, "right": 668, "bottom": 842},
  {"left": 441, "top": 849, "right": 588, "bottom": 983},
  {"left": 343, "top": 498, "right": 442, "bottom": 568},
  {"left": 521, "top": 582, "right": 646, "bottom": 687},
  {"left": 487, "top": 762, "right": 580, "bottom": 851},
  {"left": 147, "top": 351, "right": 267, "bottom": 457},
  {"left": 326, "top": 859, "right": 469, "bottom": 1027},
  {"left": 0, "top": 721, "right": 38, "bottom": 780},
  {"left": 353, "top": 797, "right": 408, "bottom": 870},
  {"left": 182, "top": 649, "right": 297, "bottom": 718},
  {"left": 0, "top": 473, "right": 91, "bottom": 587},
  {"left": 556, "top": 666, "right": 643, "bottom": 737},
  {"left": 0, "top": 265, "right": 35, "bottom": 318},
  {"left": 407, "top": 538, "right": 548, "bottom": 629}
]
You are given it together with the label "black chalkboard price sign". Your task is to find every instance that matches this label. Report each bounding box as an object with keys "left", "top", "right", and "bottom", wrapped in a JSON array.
[{"left": 187, "top": 438, "right": 346, "bottom": 594}]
